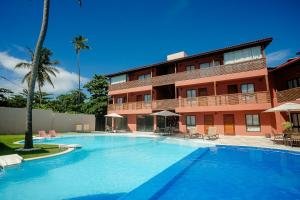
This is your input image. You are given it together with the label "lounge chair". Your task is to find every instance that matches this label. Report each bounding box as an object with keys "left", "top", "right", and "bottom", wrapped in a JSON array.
[
  {"left": 48, "top": 130, "right": 57, "bottom": 137},
  {"left": 207, "top": 127, "right": 219, "bottom": 140},
  {"left": 290, "top": 134, "right": 300, "bottom": 147},
  {"left": 185, "top": 127, "right": 204, "bottom": 139},
  {"left": 75, "top": 124, "right": 83, "bottom": 132},
  {"left": 83, "top": 124, "right": 90, "bottom": 133},
  {"left": 38, "top": 130, "right": 48, "bottom": 138},
  {"left": 272, "top": 133, "right": 285, "bottom": 145}
]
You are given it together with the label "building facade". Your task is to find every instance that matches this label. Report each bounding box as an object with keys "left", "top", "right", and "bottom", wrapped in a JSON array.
[{"left": 106, "top": 38, "right": 300, "bottom": 136}]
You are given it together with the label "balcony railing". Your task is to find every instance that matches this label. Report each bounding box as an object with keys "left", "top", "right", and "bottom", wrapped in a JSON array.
[
  {"left": 276, "top": 87, "right": 300, "bottom": 103},
  {"left": 108, "top": 91, "right": 270, "bottom": 112},
  {"left": 109, "top": 58, "right": 266, "bottom": 91},
  {"left": 178, "top": 91, "right": 271, "bottom": 107}
]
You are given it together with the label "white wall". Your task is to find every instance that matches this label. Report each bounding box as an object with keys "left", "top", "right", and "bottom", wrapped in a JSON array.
[{"left": 0, "top": 107, "right": 95, "bottom": 134}]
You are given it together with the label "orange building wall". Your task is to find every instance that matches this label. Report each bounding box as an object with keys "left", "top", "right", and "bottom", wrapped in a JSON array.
[{"left": 179, "top": 111, "right": 273, "bottom": 136}]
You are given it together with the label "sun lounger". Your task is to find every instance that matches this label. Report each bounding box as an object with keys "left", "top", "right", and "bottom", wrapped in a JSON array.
[
  {"left": 207, "top": 127, "right": 219, "bottom": 140},
  {"left": 38, "top": 130, "right": 48, "bottom": 138},
  {"left": 185, "top": 127, "right": 204, "bottom": 139},
  {"left": 290, "top": 134, "right": 300, "bottom": 147},
  {"left": 76, "top": 124, "right": 83, "bottom": 132},
  {"left": 48, "top": 130, "right": 57, "bottom": 137},
  {"left": 83, "top": 124, "right": 90, "bottom": 133}
]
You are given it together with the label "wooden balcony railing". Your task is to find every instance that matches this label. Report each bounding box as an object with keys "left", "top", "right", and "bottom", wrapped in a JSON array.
[
  {"left": 152, "top": 99, "right": 178, "bottom": 110},
  {"left": 108, "top": 101, "right": 152, "bottom": 111},
  {"left": 276, "top": 87, "right": 300, "bottom": 103},
  {"left": 109, "top": 58, "right": 266, "bottom": 91},
  {"left": 178, "top": 91, "right": 271, "bottom": 108},
  {"left": 108, "top": 91, "right": 271, "bottom": 112}
]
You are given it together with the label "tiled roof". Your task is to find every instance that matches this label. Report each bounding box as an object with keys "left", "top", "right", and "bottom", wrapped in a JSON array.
[{"left": 269, "top": 57, "right": 300, "bottom": 72}]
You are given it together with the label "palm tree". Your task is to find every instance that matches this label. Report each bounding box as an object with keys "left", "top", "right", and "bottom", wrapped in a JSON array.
[
  {"left": 72, "top": 35, "right": 89, "bottom": 105},
  {"left": 24, "top": 0, "right": 82, "bottom": 149},
  {"left": 24, "top": 0, "right": 50, "bottom": 149},
  {"left": 15, "top": 48, "right": 59, "bottom": 106}
]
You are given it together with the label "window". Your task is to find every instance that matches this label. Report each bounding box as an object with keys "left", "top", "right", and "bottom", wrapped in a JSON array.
[
  {"left": 144, "top": 94, "right": 151, "bottom": 103},
  {"left": 287, "top": 77, "right": 300, "bottom": 89},
  {"left": 241, "top": 83, "right": 254, "bottom": 93},
  {"left": 200, "top": 62, "right": 210, "bottom": 68},
  {"left": 116, "top": 97, "right": 123, "bottom": 105},
  {"left": 138, "top": 74, "right": 151, "bottom": 80},
  {"left": 198, "top": 88, "right": 207, "bottom": 96},
  {"left": 200, "top": 60, "right": 220, "bottom": 68},
  {"left": 246, "top": 114, "right": 260, "bottom": 132},
  {"left": 187, "top": 89, "right": 196, "bottom": 98},
  {"left": 224, "top": 46, "right": 262, "bottom": 64},
  {"left": 186, "top": 116, "right": 196, "bottom": 127},
  {"left": 186, "top": 65, "right": 195, "bottom": 71},
  {"left": 111, "top": 74, "right": 127, "bottom": 85}
]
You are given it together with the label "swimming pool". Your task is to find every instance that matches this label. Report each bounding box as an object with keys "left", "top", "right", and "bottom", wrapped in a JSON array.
[{"left": 0, "top": 135, "right": 299, "bottom": 200}]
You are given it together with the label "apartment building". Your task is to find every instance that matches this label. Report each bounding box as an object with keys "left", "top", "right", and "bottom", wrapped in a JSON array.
[
  {"left": 269, "top": 55, "right": 300, "bottom": 133},
  {"left": 106, "top": 38, "right": 299, "bottom": 136}
]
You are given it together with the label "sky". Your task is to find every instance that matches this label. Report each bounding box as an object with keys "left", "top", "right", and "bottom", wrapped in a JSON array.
[{"left": 0, "top": 0, "right": 299, "bottom": 95}]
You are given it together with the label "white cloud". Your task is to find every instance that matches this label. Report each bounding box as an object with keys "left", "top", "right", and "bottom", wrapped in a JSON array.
[
  {"left": 267, "top": 49, "right": 291, "bottom": 66},
  {"left": 0, "top": 51, "right": 88, "bottom": 95}
]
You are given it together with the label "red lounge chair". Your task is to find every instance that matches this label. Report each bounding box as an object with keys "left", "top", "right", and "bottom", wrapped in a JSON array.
[
  {"left": 48, "top": 130, "right": 57, "bottom": 137},
  {"left": 38, "top": 130, "right": 48, "bottom": 138}
]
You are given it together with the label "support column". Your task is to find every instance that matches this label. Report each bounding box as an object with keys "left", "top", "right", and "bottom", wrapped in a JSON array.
[{"left": 265, "top": 75, "right": 270, "bottom": 91}]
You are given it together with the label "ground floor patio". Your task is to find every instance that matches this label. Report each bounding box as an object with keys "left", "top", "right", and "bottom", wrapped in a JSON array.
[{"left": 108, "top": 111, "right": 300, "bottom": 136}]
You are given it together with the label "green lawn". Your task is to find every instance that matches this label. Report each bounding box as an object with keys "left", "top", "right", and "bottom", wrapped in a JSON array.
[{"left": 0, "top": 135, "right": 66, "bottom": 159}]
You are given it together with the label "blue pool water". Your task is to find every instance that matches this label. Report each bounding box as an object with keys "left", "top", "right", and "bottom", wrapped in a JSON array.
[{"left": 0, "top": 135, "right": 300, "bottom": 200}]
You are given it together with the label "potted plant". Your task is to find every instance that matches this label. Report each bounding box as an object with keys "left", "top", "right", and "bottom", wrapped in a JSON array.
[{"left": 282, "top": 121, "right": 293, "bottom": 134}]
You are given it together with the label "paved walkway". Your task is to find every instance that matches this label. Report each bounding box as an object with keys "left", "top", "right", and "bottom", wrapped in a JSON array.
[
  {"left": 211, "top": 135, "right": 300, "bottom": 152},
  {"left": 93, "top": 131, "right": 300, "bottom": 152}
]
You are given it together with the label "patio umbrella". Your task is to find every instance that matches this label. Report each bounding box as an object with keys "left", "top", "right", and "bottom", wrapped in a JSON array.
[
  {"left": 104, "top": 113, "right": 123, "bottom": 131},
  {"left": 264, "top": 102, "right": 300, "bottom": 122},
  {"left": 151, "top": 110, "right": 180, "bottom": 129}
]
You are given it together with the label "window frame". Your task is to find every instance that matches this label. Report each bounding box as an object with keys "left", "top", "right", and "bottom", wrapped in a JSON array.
[
  {"left": 287, "top": 77, "right": 300, "bottom": 89},
  {"left": 186, "top": 89, "right": 197, "bottom": 98},
  {"left": 241, "top": 83, "right": 255, "bottom": 93},
  {"left": 138, "top": 74, "right": 151, "bottom": 80},
  {"left": 144, "top": 94, "right": 152, "bottom": 103},
  {"left": 186, "top": 65, "right": 196, "bottom": 71},
  {"left": 245, "top": 114, "right": 261, "bottom": 132},
  {"left": 186, "top": 115, "right": 196, "bottom": 128}
]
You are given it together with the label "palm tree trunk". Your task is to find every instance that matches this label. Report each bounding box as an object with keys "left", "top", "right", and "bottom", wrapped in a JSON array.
[
  {"left": 25, "top": 0, "right": 50, "bottom": 149},
  {"left": 77, "top": 51, "right": 81, "bottom": 105},
  {"left": 38, "top": 83, "right": 42, "bottom": 107}
]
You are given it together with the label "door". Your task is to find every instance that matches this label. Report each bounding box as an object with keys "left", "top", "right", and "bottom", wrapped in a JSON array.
[
  {"left": 198, "top": 88, "right": 208, "bottom": 106},
  {"left": 204, "top": 115, "right": 214, "bottom": 134},
  {"left": 291, "top": 113, "right": 300, "bottom": 132},
  {"left": 136, "top": 95, "right": 143, "bottom": 109},
  {"left": 224, "top": 114, "right": 235, "bottom": 135},
  {"left": 227, "top": 85, "right": 238, "bottom": 105}
]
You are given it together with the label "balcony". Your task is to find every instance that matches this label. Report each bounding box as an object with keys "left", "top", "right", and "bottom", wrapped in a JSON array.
[
  {"left": 109, "top": 58, "right": 266, "bottom": 92},
  {"left": 276, "top": 87, "right": 300, "bottom": 103},
  {"left": 176, "top": 91, "right": 271, "bottom": 112},
  {"left": 108, "top": 91, "right": 271, "bottom": 114}
]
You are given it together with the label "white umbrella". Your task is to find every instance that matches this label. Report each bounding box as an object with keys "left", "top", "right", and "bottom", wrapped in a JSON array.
[
  {"left": 105, "top": 113, "right": 123, "bottom": 118},
  {"left": 151, "top": 110, "right": 180, "bottom": 130},
  {"left": 264, "top": 102, "right": 300, "bottom": 122},
  {"left": 105, "top": 113, "right": 123, "bottom": 131}
]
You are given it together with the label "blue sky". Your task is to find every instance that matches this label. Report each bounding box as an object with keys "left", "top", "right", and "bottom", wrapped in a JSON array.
[{"left": 0, "top": 0, "right": 299, "bottom": 94}]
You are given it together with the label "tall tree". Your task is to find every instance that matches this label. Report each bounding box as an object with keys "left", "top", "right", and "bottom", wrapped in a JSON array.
[
  {"left": 72, "top": 35, "right": 89, "bottom": 105},
  {"left": 83, "top": 75, "right": 108, "bottom": 116},
  {"left": 24, "top": 0, "right": 82, "bottom": 149},
  {"left": 15, "top": 47, "right": 59, "bottom": 106},
  {"left": 24, "top": 0, "right": 50, "bottom": 149}
]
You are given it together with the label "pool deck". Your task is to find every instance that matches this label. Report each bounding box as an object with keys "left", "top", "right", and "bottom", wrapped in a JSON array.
[
  {"left": 89, "top": 132, "right": 300, "bottom": 152},
  {"left": 209, "top": 135, "right": 300, "bottom": 152}
]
